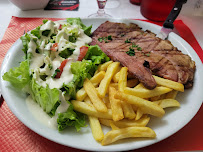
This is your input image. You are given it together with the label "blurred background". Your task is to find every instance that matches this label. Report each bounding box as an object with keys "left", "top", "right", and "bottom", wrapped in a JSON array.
[{"left": 0, "top": 0, "right": 202, "bottom": 43}]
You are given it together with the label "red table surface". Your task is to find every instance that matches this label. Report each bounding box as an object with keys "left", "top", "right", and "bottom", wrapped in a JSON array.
[{"left": 0, "top": 16, "right": 202, "bottom": 152}]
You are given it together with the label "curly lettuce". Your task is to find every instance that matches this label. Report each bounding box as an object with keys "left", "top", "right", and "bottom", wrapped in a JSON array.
[
  {"left": 57, "top": 102, "right": 86, "bottom": 131},
  {"left": 62, "top": 45, "right": 110, "bottom": 100},
  {"left": 29, "top": 78, "right": 60, "bottom": 117},
  {"left": 66, "top": 18, "right": 92, "bottom": 36},
  {"left": 2, "top": 60, "right": 31, "bottom": 89}
]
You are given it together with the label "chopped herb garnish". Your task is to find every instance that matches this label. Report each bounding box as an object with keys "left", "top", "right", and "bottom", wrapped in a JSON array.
[
  {"left": 98, "top": 35, "right": 113, "bottom": 43},
  {"left": 52, "top": 69, "right": 60, "bottom": 78},
  {"left": 126, "top": 48, "right": 135, "bottom": 56},
  {"left": 137, "top": 47, "right": 142, "bottom": 51},
  {"left": 121, "top": 34, "right": 125, "bottom": 37},
  {"left": 145, "top": 53, "right": 150, "bottom": 57},
  {"left": 125, "top": 38, "right": 131, "bottom": 43},
  {"left": 107, "top": 35, "right": 112, "bottom": 40},
  {"left": 98, "top": 37, "right": 103, "bottom": 42},
  {"left": 132, "top": 43, "right": 138, "bottom": 48}
]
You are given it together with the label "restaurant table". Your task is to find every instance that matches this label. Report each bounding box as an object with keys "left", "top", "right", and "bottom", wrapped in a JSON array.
[{"left": 0, "top": 0, "right": 203, "bottom": 152}]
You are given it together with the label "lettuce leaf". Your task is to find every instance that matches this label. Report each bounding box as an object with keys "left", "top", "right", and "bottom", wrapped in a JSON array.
[
  {"left": 62, "top": 60, "right": 95, "bottom": 99},
  {"left": 84, "top": 45, "right": 110, "bottom": 64},
  {"left": 62, "top": 45, "right": 109, "bottom": 100},
  {"left": 31, "top": 26, "right": 41, "bottom": 39},
  {"left": 83, "top": 25, "right": 92, "bottom": 36},
  {"left": 57, "top": 102, "right": 86, "bottom": 131},
  {"left": 66, "top": 18, "right": 92, "bottom": 36},
  {"left": 59, "top": 48, "right": 75, "bottom": 59},
  {"left": 20, "top": 33, "right": 31, "bottom": 58},
  {"left": 2, "top": 60, "right": 31, "bottom": 89},
  {"left": 29, "top": 78, "right": 60, "bottom": 117}
]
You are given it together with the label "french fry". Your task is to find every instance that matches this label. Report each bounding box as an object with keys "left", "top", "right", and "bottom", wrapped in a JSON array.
[
  {"left": 73, "top": 61, "right": 185, "bottom": 146},
  {"left": 153, "top": 75, "right": 184, "bottom": 92},
  {"left": 83, "top": 98, "right": 105, "bottom": 141},
  {"left": 127, "top": 79, "right": 139, "bottom": 88},
  {"left": 121, "top": 100, "right": 136, "bottom": 119},
  {"left": 109, "top": 83, "right": 118, "bottom": 89},
  {"left": 97, "top": 61, "right": 113, "bottom": 72},
  {"left": 84, "top": 97, "right": 94, "bottom": 107},
  {"left": 115, "top": 92, "right": 165, "bottom": 117},
  {"left": 109, "top": 86, "right": 124, "bottom": 121},
  {"left": 102, "top": 96, "right": 111, "bottom": 109},
  {"left": 90, "top": 71, "right": 106, "bottom": 84},
  {"left": 132, "top": 105, "right": 138, "bottom": 112},
  {"left": 112, "top": 65, "right": 123, "bottom": 83},
  {"left": 150, "top": 95, "right": 161, "bottom": 101},
  {"left": 76, "top": 71, "right": 105, "bottom": 101},
  {"left": 158, "top": 99, "right": 180, "bottom": 108},
  {"left": 106, "top": 102, "right": 112, "bottom": 109},
  {"left": 98, "top": 62, "right": 120, "bottom": 98},
  {"left": 101, "top": 127, "right": 156, "bottom": 145},
  {"left": 118, "top": 67, "right": 128, "bottom": 92},
  {"left": 124, "top": 86, "right": 172, "bottom": 98},
  {"left": 72, "top": 100, "right": 112, "bottom": 119},
  {"left": 135, "top": 108, "right": 144, "bottom": 120},
  {"left": 113, "top": 71, "right": 120, "bottom": 83},
  {"left": 76, "top": 88, "right": 87, "bottom": 101},
  {"left": 134, "top": 83, "right": 145, "bottom": 89},
  {"left": 99, "top": 115, "right": 150, "bottom": 128},
  {"left": 109, "top": 122, "right": 120, "bottom": 130},
  {"left": 152, "top": 100, "right": 162, "bottom": 105},
  {"left": 89, "top": 116, "right": 104, "bottom": 141},
  {"left": 84, "top": 79, "right": 107, "bottom": 112},
  {"left": 159, "top": 94, "right": 166, "bottom": 100},
  {"left": 165, "top": 90, "right": 178, "bottom": 99}
]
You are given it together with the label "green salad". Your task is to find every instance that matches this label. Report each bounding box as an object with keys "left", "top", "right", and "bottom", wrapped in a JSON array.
[{"left": 3, "top": 18, "right": 110, "bottom": 131}]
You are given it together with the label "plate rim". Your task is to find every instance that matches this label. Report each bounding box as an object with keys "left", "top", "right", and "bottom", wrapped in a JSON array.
[{"left": 1, "top": 18, "right": 203, "bottom": 152}]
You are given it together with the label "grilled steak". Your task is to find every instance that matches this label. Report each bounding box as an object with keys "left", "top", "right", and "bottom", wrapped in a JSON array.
[{"left": 90, "top": 21, "right": 195, "bottom": 89}]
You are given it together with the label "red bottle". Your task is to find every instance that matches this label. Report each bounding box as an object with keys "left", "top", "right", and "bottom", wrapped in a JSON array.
[{"left": 141, "top": 0, "right": 176, "bottom": 22}]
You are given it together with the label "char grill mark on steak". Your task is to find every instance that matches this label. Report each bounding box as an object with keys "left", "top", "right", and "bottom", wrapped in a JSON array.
[{"left": 90, "top": 21, "right": 196, "bottom": 89}]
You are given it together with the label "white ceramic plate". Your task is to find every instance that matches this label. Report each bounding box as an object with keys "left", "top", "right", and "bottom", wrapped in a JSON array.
[{"left": 1, "top": 18, "right": 203, "bottom": 151}]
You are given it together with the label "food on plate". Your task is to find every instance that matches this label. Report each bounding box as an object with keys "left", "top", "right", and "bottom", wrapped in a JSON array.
[
  {"left": 90, "top": 21, "right": 196, "bottom": 89},
  {"left": 3, "top": 18, "right": 110, "bottom": 131},
  {"left": 2, "top": 18, "right": 194, "bottom": 146},
  {"left": 74, "top": 60, "right": 182, "bottom": 145},
  {"left": 101, "top": 126, "right": 156, "bottom": 146}
]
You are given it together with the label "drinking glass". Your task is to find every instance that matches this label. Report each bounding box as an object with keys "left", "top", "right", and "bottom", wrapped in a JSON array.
[{"left": 88, "top": 0, "right": 112, "bottom": 18}]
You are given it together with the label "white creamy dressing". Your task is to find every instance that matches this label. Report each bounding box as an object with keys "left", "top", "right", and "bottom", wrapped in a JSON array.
[
  {"left": 46, "top": 59, "right": 74, "bottom": 89},
  {"left": 26, "top": 92, "right": 70, "bottom": 129},
  {"left": 26, "top": 20, "right": 92, "bottom": 129},
  {"left": 28, "top": 39, "right": 45, "bottom": 71},
  {"left": 70, "top": 32, "right": 92, "bottom": 61},
  {"left": 40, "top": 20, "right": 55, "bottom": 37},
  {"left": 40, "top": 40, "right": 46, "bottom": 50}
]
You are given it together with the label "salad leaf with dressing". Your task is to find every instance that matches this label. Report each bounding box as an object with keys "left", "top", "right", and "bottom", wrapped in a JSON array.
[{"left": 2, "top": 18, "right": 109, "bottom": 132}]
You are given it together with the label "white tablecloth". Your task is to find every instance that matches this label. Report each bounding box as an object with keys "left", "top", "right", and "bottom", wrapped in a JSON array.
[{"left": 0, "top": 0, "right": 203, "bottom": 48}]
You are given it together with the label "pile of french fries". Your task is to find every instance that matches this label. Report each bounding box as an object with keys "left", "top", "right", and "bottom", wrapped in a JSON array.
[{"left": 72, "top": 61, "right": 184, "bottom": 145}]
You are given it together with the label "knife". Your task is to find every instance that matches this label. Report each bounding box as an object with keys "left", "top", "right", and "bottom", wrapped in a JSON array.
[{"left": 157, "top": 0, "right": 187, "bottom": 40}]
